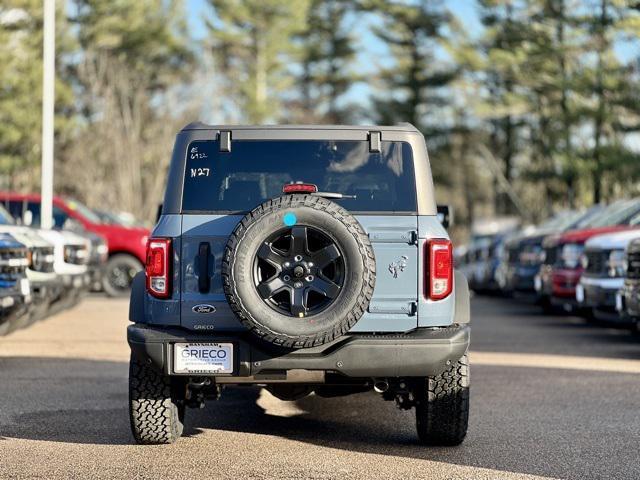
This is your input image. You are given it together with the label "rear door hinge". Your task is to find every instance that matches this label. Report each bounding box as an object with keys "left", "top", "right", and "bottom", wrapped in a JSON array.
[
  {"left": 368, "top": 131, "right": 381, "bottom": 152},
  {"left": 219, "top": 131, "right": 231, "bottom": 152}
]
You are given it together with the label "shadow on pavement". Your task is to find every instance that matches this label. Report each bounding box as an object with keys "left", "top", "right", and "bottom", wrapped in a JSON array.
[
  {"left": 186, "top": 382, "right": 639, "bottom": 480},
  {"left": 0, "top": 357, "right": 132, "bottom": 446}
]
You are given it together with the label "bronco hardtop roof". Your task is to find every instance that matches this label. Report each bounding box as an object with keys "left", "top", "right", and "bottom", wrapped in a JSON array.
[
  {"left": 180, "top": 122, "right": 421, "bottom": 133},
  {"left": 164, "top": 121, "right": 437, "bottom": 215}
]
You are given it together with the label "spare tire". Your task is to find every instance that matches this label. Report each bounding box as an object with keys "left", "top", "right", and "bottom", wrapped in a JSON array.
[{"left": 222, "top": 194, "right": 375, "bottom": 348}]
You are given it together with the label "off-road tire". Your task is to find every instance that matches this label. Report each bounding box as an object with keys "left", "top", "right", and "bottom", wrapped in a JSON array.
[
  {"left": 415, "top": 354, "right": 469, "bottom": 446},
  {"left": 222, "top": 194, "right": 376, "bottom": 349},
  {"left": 129, "top": 353, "right": 185, "bottom": 445}
]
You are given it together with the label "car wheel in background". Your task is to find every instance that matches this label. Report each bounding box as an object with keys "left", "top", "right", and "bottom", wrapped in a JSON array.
[{"left": 103, "top": 254, "right": 143, "bottom": 297}]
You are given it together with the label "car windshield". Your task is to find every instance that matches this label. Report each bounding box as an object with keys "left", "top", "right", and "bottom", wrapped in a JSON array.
[
  {"left": 584, "top": 200, "right": 639, "bottom": 228},
  {"left": 182, "top": 140, "right": 418, "bottom": 213},
  {"left": 65, "top": 198, "right": 102, "bottom": 224},
  {"left": 0, "top": 204, "right": 15, "bottom": 225},
  {"left": 568, "top": 205, "right": 606, "bottom": 230},
  {"left": 537, "top": 211, "right": 581, "bottom": 231}
]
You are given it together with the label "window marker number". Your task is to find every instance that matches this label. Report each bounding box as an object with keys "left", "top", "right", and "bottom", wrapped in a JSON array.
[
  {"left": 191, "top": 168, "right": 210, "bottom": 178},
  {"left": 190, "top": 146, "right": 208, "bottom": 160}
]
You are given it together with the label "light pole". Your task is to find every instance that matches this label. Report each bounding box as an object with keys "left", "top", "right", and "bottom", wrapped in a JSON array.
[{"left": 41, "top": 0, "right": 55, "bottom": 229}]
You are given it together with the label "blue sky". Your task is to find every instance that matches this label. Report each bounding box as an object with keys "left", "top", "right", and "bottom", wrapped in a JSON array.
[
  {"left": 186, "top": 0, "right": 482, "bottom": 40},
  {"left": 183, "top": 0, "right": 636, "bottom": 122},
  {"left": 184, "top": 0, "right": 481, "bottom": 117}
]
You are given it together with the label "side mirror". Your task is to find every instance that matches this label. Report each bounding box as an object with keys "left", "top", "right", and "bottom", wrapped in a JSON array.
[
  {"left": 156, "top": 204, "right": 163, "bottom": 223},
  {"left": 437, "top": 205, "right": 452, "bottom": 229}
]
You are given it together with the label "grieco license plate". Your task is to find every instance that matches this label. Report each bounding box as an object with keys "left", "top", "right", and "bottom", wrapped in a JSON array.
[{"left": 174, "top": 343, "right": 233, "bottom": 374}]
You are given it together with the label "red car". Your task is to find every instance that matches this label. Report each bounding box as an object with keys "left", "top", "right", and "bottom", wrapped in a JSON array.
[
  {"left": 539, "top": 199, "right": 640, "bottom": 311},
  {"left": 0, "top": 193, "right": 149, "bottom": 296}
]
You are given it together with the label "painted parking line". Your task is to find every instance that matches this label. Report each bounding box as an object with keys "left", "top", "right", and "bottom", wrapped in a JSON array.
[{"left": 472, "top": 351, "right": 640, "bottom": 374}]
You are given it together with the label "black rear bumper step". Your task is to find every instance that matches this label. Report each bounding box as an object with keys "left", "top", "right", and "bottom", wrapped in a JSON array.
[{"left": 127, "top": 324, "right": 470, "bottom": 379}]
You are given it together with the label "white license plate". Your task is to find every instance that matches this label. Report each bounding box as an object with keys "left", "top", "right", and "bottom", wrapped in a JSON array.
[
  {"left": 576, "top": 284, "right": 585, "bottom": 303},
  {"left": 174, "top": 343, "right": 233, "bottom": 374}
]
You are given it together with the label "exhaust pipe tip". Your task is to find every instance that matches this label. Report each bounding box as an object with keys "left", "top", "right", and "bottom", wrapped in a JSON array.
[{"left": 373, "top": 379, "right": 389, "bottom": 394}]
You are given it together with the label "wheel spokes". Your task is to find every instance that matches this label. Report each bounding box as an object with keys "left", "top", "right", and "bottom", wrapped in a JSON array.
[
  {"left": 290, "top": 287, "right": 307, "bottom": 316},
  {"left": 257, "top": 243, "right": 286, "bottom": 269},
  {"left": 289, "top": 226, "right": 308, "bottom": 255},
  {"left": 311, "top": 244, "right": 340, "bottom": 269},
  {"left": 309, "top": 276, "right": 340, "bottom": 299},
  {"left": 256, "top": 277, "right": 287, "bottom": 299}
]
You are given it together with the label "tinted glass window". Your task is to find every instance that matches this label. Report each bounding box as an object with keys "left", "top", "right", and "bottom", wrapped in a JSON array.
[
  {"left": 0, "top": 204, "right": 14, "bottom": 225},
  {"left": 52, "top": 206, "right": 69, "bottom": 228},
  {"left": 5, "top": 201, "right": 24, "bottom": 222},
  {"left": 26, "top": 202, "right": 41, "bottom": 226},
  {"left": 182, "top": 140, "right": 417, "bottom": 213},
  {"left": 65, "top": 199, "right": 102, "bottom": 224}
]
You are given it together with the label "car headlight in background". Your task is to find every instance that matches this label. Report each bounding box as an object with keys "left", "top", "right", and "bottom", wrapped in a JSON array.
[
  {"left": 607, "top": 249, "right": 626, "bottom": 278},
  {"left": 64, "top": 245, "right": 89, "bottom": 265},
  {"left": 560, "top": 243, "right": 584, "bottom": 269},
  {"left": 97, "top": 242, "right": 109, "bottom": 262}
]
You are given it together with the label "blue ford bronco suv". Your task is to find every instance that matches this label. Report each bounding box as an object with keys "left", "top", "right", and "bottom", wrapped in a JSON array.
[{"left": 128, "top": 123, "right": 471, "bottom": 445}]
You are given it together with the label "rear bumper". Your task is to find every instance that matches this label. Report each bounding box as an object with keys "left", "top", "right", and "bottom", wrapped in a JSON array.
[{"left": 127, "top": 323, "right": 470, "bottom": 379}]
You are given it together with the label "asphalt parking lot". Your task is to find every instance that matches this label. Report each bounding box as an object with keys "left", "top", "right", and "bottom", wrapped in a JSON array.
[{"left": 1, "top": 295, "right": 639, "bottom": 480}]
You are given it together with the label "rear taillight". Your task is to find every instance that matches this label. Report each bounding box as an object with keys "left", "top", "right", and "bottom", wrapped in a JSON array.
[
  {"left": 146, "top": 238, "right": 171, "bottom": 298},
  {"left": 426, "top": 239, "right": 453, "bottom": 300}
]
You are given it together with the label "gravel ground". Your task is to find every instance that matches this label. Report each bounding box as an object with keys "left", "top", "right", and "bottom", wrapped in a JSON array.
[{"left": 1, "top": 294, "right": 639, "bottom": 480}]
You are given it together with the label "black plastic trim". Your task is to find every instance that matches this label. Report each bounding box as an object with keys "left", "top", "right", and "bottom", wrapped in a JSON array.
[{"left": 127, "top": 324, "right": 470, "bottom": 379}]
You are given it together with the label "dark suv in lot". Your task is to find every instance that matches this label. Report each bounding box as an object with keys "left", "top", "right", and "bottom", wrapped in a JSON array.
[
  {"left": 622, "top": 238, "right": 640, "bottom": 329},
  {"left": 128, "top": 123, "right": 471, "bottom": 445},
  {"left": 0, "top": 233, "right": 30, "bottom": 336}
]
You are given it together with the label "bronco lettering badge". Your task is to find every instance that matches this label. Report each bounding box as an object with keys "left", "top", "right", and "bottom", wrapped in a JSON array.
[{"left": 192, "top": 304, "right": 216, "bottom": 314}]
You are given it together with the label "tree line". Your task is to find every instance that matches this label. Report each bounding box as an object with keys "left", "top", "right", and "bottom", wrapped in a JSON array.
[{"left": 0, "top": 0, "right": 639, "bottom": 232}]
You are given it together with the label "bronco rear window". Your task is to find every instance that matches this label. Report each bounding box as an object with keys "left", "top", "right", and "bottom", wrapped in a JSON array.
[{"left": 181, "top": 140, "right": 417, "bottom": 213}]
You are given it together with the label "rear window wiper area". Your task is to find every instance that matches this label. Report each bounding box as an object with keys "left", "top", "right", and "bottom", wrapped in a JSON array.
[{"left": 311, "top": 192, "right": 357, "bottom": 200}]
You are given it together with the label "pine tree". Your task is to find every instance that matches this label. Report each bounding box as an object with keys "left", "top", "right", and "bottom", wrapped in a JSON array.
[
  {"left": 61, "top": 0, "right": 195, "bottom": 218},
  {"left": 367, "top": 0, "right": 456, "bottom": 139},
  {"left": 0, "top": 0, "right": 74, "bottom": 189},
  {"left": 205, "top": 0, "right": 310, "bottom": 123},
  {"left": 576, "top": 0, "right": 640, "bottom": 203},
  {"left": 294, "top": 0, "right": 359, "bottom": 123},
  {"left": 477, "top": 0, "right": 532, "bottom": 215}
]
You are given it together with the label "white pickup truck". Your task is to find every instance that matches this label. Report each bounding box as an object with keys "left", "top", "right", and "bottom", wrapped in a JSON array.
[{"left": 577, "top": 229, "right": 640, "bottom": 322}]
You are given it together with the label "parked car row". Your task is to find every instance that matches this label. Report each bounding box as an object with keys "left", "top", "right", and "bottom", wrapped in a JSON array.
[
  {"left": 0, "top": 191, "right": 151, "bottom": 336},
  {"left": 0, "top": 203, "right": 99, "bottom": 336},
  {"left": 457, "top": 198, "right": 640, "bottom": 330},
  {"left": 0, "top": 192, "right": 149, "bottom": 297}
]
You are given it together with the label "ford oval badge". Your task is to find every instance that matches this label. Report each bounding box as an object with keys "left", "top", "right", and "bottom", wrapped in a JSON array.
[{"left": 192, "top": 304, "right": 216, "bottom": 314}]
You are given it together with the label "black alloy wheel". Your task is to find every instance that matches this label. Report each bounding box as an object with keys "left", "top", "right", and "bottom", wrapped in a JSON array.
[{"left": 253, "top": 225, "right": 345, "bottom": 317}]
